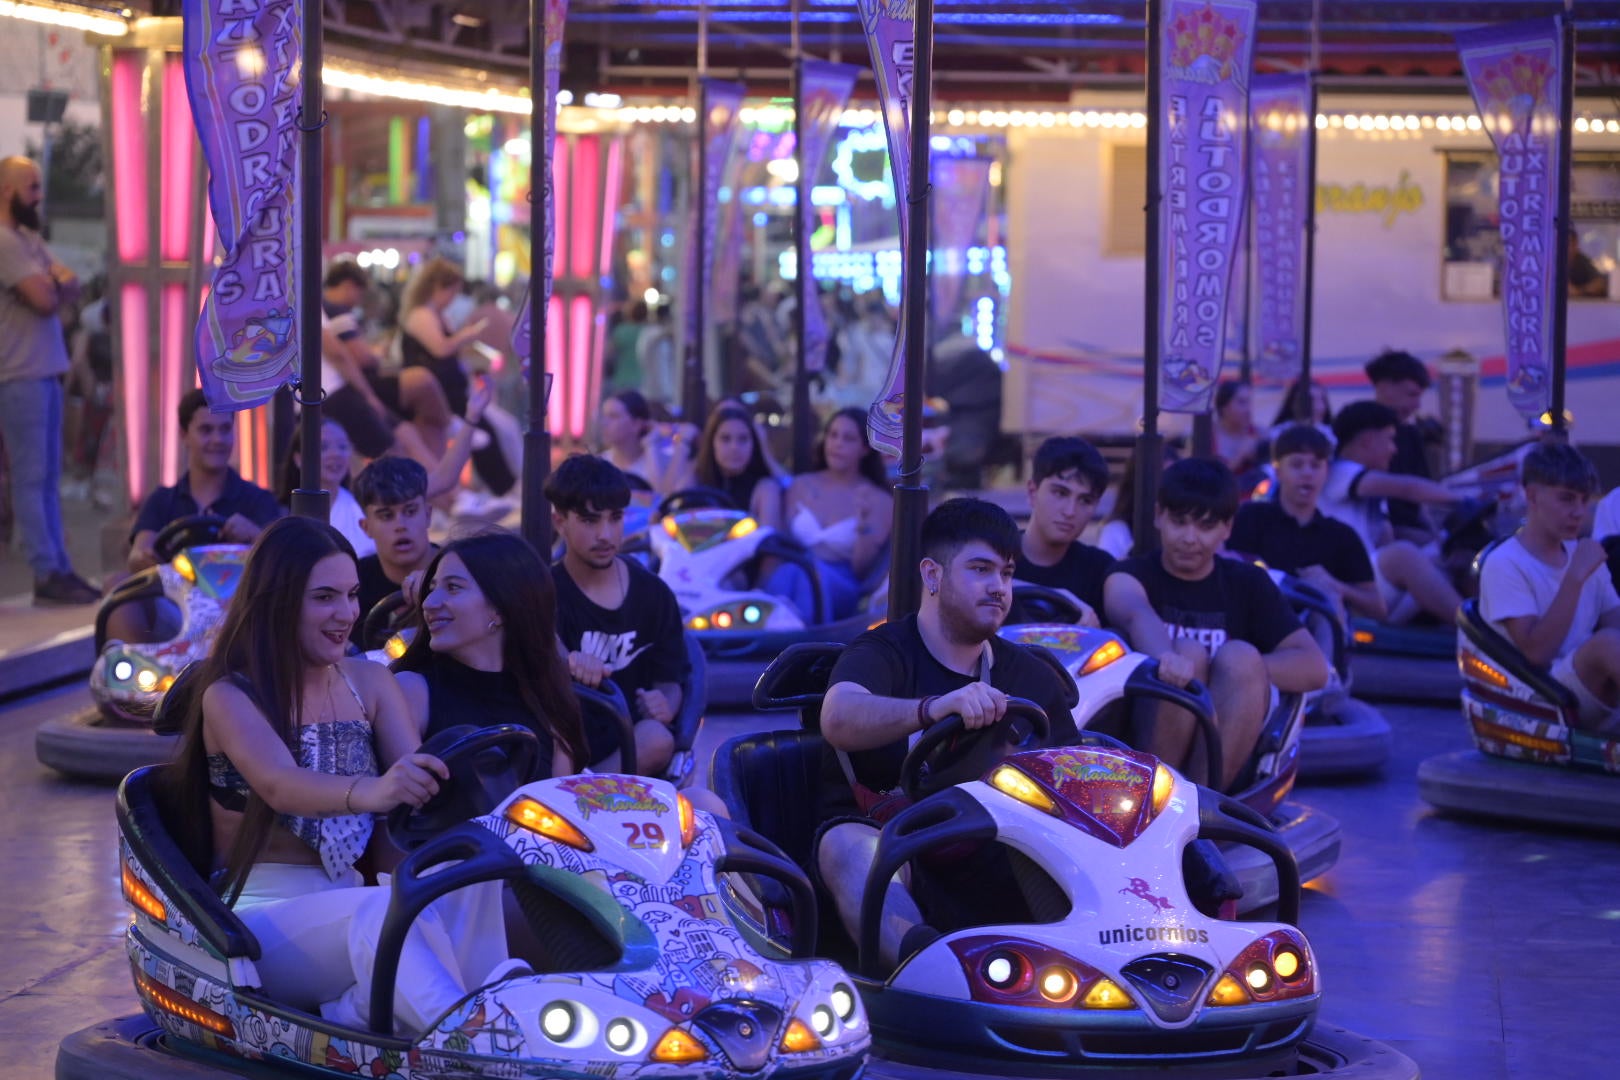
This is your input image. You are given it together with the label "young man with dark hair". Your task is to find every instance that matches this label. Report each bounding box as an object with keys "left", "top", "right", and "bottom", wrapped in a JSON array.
[
  {"left": 128, "top": 389, "right": 283, "bottom": 572},
  {"left": 547, "top": 454, "right": 690, "bottom": 774},
  {"left": 1321, "top": 400, "right": 1461, "bottom": 625},
  {"left": 1104, "top": 458, "right": 1328, "bottom": 787},
  {"left": 817, "top": 497, "right": 1075, "bottom": 965},
  {"left": 1229, "top": 424, "right": 1384, "bottom": 621},
  {"left": 1481, "top": 442, "right": 1620, "bottom": 732},
  {"left": 351, "top": 455, "right": 436, "bottom": 634},
  {"left": 1015, "top": 436, "right": 1114, "bottom": 625},
  {"left": 1364, "top": 349, "right": 1439, "bottom": 540}
]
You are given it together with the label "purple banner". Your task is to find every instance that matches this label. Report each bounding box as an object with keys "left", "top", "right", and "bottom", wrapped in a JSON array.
[
  {"left": 799, "top": 61, "right": 860, "bottom": 374},
  {"left": 1157, "top": 0, "right": 1257, "bottom": 414},
  {"left": 510, "top": 0, "right": 568, "bottom": 371},
  {"left": 682, "top": 79, "right": 747, "bottom": 348},
  {"left": 1248, "top": 73, "right": 1312, "bottom": 381},
  {"left": 930, "top": 157, "right": 992, "bottom": 333},
  {"left": 856, "top": 0, "right": 916, "bottom": 457},
  {"left": 182, "top": 0, "right": 301, "bottom": 410},
  {"left": 1458, "top": 17, "right": 1566, "bottom": 421},
  {"left": 709, "top": 119, "right": 752, "bottom": 328}
]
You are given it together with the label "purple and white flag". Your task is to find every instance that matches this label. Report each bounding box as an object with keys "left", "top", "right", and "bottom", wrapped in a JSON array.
[
  {"left": 510, "top": 0, "right": 569, "bottom": 370},
  {"left": 182, "top": 0, "right": 301, "bottom": 410},
  {"left": 1248, "top": 73, "right": 1313, "bottom": 382},
  {"left": 682, "top": 79, "right": 747, "bottom": 347},
  {"left": 856, "top": 0, "right": 918, "bottom": 457},
  {"left": 930, "top": 156, "right": 992, "bottom": 333},
  {"left": 1458, "top": 17, "right": 1566, "bottom": 421},
  {"left": 798, "top": 61, "right": 860, "bottom": 374},
  {"left": 1157, "top": 0, "right": 1257, "bottom": 414}
]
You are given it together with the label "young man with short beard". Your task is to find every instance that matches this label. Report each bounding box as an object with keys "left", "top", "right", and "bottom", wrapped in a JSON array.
[{"left": 816, "top": 498, "right": 1075, "bottom": 966}]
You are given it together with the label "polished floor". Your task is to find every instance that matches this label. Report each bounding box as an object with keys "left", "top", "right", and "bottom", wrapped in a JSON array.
[{"left": 3, "top": 682, "right": 1618, "bottom": 1079}]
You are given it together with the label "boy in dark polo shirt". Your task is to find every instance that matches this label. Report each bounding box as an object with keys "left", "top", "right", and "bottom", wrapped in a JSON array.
[
  {"left": 1104, "top": 458, "right": 1328, "bottom": 788},
  {"left": 1229, "top": 424, "right": 1384, "bottom": 621},
  {"left": 1014, "top": 436, "right": 1114, "bottom": 625}
]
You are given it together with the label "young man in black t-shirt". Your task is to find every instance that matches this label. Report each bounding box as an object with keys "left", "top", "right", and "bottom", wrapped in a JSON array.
[
  {"left": 818, "top": 498, "right": 1074, "bottom": 966},
  {"left": 1014, "top": 436, "right": 1114, "bottom": 625},
  {"left": 1229, "top": 424, "right": 1383, "bottom": 622},
  {"left": 1104, "top": 458, "right": 1328, "bottom": 788},
  {"left": 547, "top": 454, "right": 689, "bottom": 774},
  {"left": 350, "top": 456, "right": 437, "bottom": 644},
  {"left": 1365, "top": 349, "right": 1441, "bottom": 543}
]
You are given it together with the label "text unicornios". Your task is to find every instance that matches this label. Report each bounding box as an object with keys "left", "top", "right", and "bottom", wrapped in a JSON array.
[{"left": 1098, "top": 924, "right": 1211, "bottom": 946}]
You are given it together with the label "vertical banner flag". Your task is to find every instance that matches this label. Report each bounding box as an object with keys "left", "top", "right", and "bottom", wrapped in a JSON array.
[
  {"left": 1157, "top": 0, "right": 1257, "bottom": 414},
  {"left": 798, "top": 61, "right": 860, "bottom": 374},
  {"left": 1457, "top": 17, "right": 1566, "bottom": 422},
  {"left": 709, "top": 118, "right": 753, "bottom": 329},
  {"left": 930, "top": 156, "right": 992, "bottom": 334},
  {"left": 510, "top": 0, "right": 569, "bottom": 369},
  {"left": 856, "top": 0, "right": 916, "bottom": 457},
  {"left": 682, "top": 79, "right": 747, "bottom": 348},
  {"left": 1248, "top": 73, "right": 1313, "bottom": 381},
  {"left": 182, "top": 0, "right": 302, "bottom": 410}
]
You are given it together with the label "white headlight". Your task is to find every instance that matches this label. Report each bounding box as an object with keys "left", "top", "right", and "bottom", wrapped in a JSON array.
[
  {"left": 113, "top": 660, "right": 134, "bottom": 682},
  {"left": 810, "top": 1005, "right": 835, "bottom": 1037},
  {"left": 830, "top": 984, "right": 856, "bottom": 1020},
  {"left": 540, "top": 1002, "right": 578, "bottom": 1041}
]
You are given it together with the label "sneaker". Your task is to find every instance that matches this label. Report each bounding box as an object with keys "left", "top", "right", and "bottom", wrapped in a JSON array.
[
  {"left": 34, "top": 572, "right": 102, "bottom": 606},
  {"left": 63, "top": 571, "right": 102, "bottom": 596}
]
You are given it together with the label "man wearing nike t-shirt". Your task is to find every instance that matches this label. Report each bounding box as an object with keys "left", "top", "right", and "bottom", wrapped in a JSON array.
[
  {"left": 1104, "top": 458, "right": 1328, "bottom": 788},
  {"left": 548, "top": 454, "right": 688, "bottom": 774}
]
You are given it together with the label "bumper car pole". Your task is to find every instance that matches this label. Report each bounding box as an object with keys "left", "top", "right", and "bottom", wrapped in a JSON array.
[
  {"left": 1132, "top": 0, "right": 1164, "bottom": 558},
  {"left": 521, "top": 0, "right": 555, "bottom": 556},
  {"left": 886, "top": 0, "right": 936, "bottom": 621},
  {"left": 289, "top": 0, "right": 329, "bottom": 525}
]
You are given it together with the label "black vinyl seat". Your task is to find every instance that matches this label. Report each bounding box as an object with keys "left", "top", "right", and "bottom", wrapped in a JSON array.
[{"left": 710, "top": 730, "right": 827, "bottom": 872}]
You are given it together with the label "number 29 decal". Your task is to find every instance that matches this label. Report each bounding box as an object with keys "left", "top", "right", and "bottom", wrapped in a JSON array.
[{"left": 622, "top": 821, "right": 668, "bottom": 850}]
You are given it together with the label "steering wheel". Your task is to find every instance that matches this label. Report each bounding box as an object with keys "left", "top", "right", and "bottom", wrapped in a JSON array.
[
  {"left": 386, "top": 724, "right": 542, "bottom": 852},
  {"left": 152, "top": 515, "right": 227, "bottom": 563},
  {"left": 1007, "top": 583, "right": 1086, "bottom": 625},
  {"left": 656, "top": 486, "right": 739, "bottom": 519},
  {"left": 361, "top": 590, "right": 414, "bottom": 652},
  {"left": 899, "top": 697, "right": 1051, "bottom": 803}
]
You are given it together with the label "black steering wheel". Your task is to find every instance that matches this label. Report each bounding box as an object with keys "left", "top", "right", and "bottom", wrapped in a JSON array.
[
  {"left": 899, "top": 697, "right": 1051, "bottom": 803},
  {"left": 152, "top": 515, "right": 227, "bottom": 563},
  {"left": 656, "top": 486, "right": 739, "bottom": 518},
  {"left": 1007, "top": 583, "right": 1087, "bottom": 625},
  {"left": 386, "top": 724, "right": 542, "bottom": 852},
  {"left": 361, "top": 590, "right": 414, "bottom": 652}
]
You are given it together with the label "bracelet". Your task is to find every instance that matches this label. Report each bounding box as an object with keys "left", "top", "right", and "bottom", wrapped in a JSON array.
[
  {"left": 917, "top": 695, "right": 940, "bottom": 731},
  {"left": 343, "top": 776, "right": 361, "bottom": 815}
]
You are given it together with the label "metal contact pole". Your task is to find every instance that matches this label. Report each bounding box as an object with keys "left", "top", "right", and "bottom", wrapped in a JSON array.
[
  {"left": 290, "top": 0, "right": 328, "bottom": 521},
  {"left": 791, "top": 0, "right": 814, "bottom": 473},
  {"left": 521, "top": 0, "right": 554, "bottom": 554},
  {"left": 1133, "top": 0, "right": 1164, "bottom": 552},
  {"left": 1549, "top": 14, "right": 1575, "bottom": 435},
  {"left": 1297, "top": 77, "right": 1319, "bottom": 421},
  {"left": 885, "top": 0, "right": 935, "bottom": 619},
  {"left": 682, "top": 6, "right": 711, "bottom": 422}
]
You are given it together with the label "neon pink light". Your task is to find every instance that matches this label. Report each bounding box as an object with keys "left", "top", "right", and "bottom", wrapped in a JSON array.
[
  {"left": 598, "top": 137, "right": 623, "bottom": 276},
  {"left": 568, "top": 295, "right": 592, "bottom": 438},
  {"left": 111, "top": 52, "right": 149, "bottom": 263},
  {"left": 546, "top": 295, "right": 565, "bottom": 435},
  {"left": 120, "top": 283, "right": 149, "bottom": 504},
  {"left": 569, "top": 136, "right": 599, "bottom": 279},
  {"left": 160, "top": 58, "right": 194, "bottom": 262},
  {"left": 551, "top": 136, "right": 570, "bottom": 284},
  {"left": 159, "top": 284, "right": 187, "bottom": 485}
]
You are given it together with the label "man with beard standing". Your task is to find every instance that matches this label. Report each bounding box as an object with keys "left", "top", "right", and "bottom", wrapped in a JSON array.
[
  {"left": 816, "top": 497, "right": 1076, "bottom": 966},
  {"left": 0, "top": 156, "right": 98, "bottom": 604}
]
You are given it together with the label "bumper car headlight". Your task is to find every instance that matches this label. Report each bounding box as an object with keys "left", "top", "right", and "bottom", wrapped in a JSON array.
[
  {"left": 989, "top": 764, "right": 1058, "bottom": 816},
  {"left": 829, "top": 983, "right": 857, "bottom": 1021},
  {"left": 1078, "top": 637, "right": 1127, "bottom": 676},
  {"left": 651, "top": 1026, "right": 708, "bottom": 1063},
  {"left": 1208, "top": 930, "right": 1315, "bottom": 1005},
  {"left": 779, "top": 1018, "right": 821, "bottom": 1054},
  {"left": 172, "top": 552, "right": 196, "bottom": 583},
  {"left": 506, "top": 797, "right": 594, "bottom": 851}
]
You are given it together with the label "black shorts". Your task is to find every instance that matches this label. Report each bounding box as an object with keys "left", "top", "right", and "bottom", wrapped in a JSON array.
[{"left": 324, "top": 383, "right": 397, "bottom": 459}]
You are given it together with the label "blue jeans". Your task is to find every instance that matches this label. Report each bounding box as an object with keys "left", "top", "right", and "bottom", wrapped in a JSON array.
[
  {"left": 764, "top": 557, "right": 863, "bottom": 625},
  {"left": 0, "top": 376, "right": 70, "bottom": 578}
]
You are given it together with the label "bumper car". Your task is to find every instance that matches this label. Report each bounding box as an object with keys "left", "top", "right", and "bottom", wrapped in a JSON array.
[
  {"left": 36, "top": 516, "right": 246, "bottom": 782},
  {"left": 712, "top": 686, "right": 1413, "bottom": 1079},
  {"left": 651, "top": 489, "right": 884, "bottom": 710},
  {"left": 1418, "top": 599, "right": 1620, "bottom": 832},
  {"left": 59, "top": 724, "right": 870, "bottom": 1080}
]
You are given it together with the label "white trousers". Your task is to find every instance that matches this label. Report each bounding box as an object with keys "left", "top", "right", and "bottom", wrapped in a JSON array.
[{"left": 233, "top": 862, "right": 508, "bottom": 1036}]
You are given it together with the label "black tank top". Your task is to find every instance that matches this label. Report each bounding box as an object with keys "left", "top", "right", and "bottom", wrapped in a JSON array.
[
  {"left": 420, "top": 653, "right": 555, "bottom": 775},
  {"left": 401, "top": 311, "right": 471, "bottom": 416}
]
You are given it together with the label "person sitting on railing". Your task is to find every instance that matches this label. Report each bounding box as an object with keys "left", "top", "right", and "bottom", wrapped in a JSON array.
[
  {"left": 1014, "top": 435, "right": 1113, "bottom": 627},
  {"left": 1229, "top": 424, "right": 1385, "bottom": 623},
  {"left": 547, "top": 455, "right": 690, "bottom": 775},
  {"left": 1104, "top": 458, "right": 1329, "bottom": 789},
  {"left": 128, "top": 389, "right": 283, "bottom": 573},
  {"left": 1480, "top": 441, "right": 1620, "bottom": 734},
  {"left": 1319, "top": 400, "right": 1461, "bottom": 625}
]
